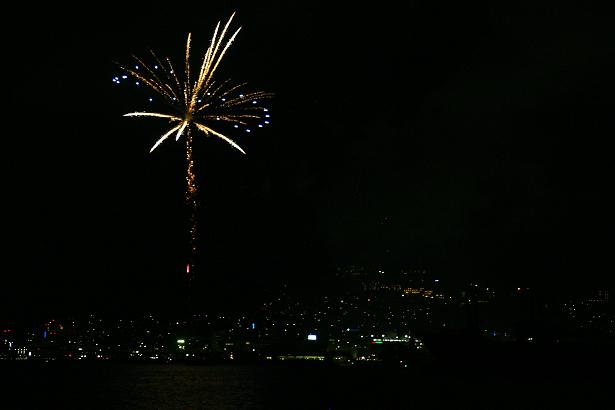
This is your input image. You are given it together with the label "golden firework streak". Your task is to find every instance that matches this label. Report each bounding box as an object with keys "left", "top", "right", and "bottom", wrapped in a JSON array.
[{"left": 120, "top": 13, "right": 272, "bottom": 281}]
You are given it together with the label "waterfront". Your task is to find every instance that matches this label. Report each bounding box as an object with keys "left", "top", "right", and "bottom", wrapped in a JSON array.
[{"left": 2, "top": 359, "right": 611, "bottom": 409}]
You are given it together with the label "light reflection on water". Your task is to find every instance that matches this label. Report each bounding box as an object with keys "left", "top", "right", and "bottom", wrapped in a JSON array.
[
  {"left": 6, "top": 363, "right": 337, "bottom": 409},
  {"left": 2, "top": 361, "right": 611, "bottom": 409}
]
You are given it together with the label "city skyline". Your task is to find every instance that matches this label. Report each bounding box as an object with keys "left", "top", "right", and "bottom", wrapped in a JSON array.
[{"left": 3, "top": 268, "right": 612, "bottom": 362}]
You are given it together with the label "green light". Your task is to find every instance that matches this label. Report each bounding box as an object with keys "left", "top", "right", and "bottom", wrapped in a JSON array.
[
  {"left": 177, "top": 339, "right": 185, "bottom": 344},
  {"left": 375, "top": 341, "right": 383, "bottom": 344}
]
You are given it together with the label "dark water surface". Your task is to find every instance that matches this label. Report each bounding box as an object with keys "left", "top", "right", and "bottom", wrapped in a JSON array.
[{"left": 1, "top": 361, "right": 611, "bottom": 409}]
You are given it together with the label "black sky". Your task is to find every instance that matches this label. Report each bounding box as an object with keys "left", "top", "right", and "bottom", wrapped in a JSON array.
[{"left": 3, "top": 2, "right": 615, "bottom": 318}]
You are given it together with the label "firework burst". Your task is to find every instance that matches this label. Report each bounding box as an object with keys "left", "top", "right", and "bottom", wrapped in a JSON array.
[{"left": 117, "top": 13, "right": 272, "bottom": 282}]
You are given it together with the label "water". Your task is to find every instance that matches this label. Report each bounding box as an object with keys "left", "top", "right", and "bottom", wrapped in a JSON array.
[{"left": 1, "top": 361, "right": 611, "bottom": 409}]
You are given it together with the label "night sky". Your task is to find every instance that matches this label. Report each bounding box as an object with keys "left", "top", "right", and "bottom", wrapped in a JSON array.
[{"left": 4, "top": 2, "right": 615, "bottom": 318}]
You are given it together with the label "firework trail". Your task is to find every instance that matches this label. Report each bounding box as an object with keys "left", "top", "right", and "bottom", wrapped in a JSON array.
[{"left": 117, "top": 13, "right": 272, "bottom": 282}]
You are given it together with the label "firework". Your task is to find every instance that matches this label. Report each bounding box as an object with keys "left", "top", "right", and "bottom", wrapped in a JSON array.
[{"left": 118, "top": 13, "right": 272, "bottom": 281}]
